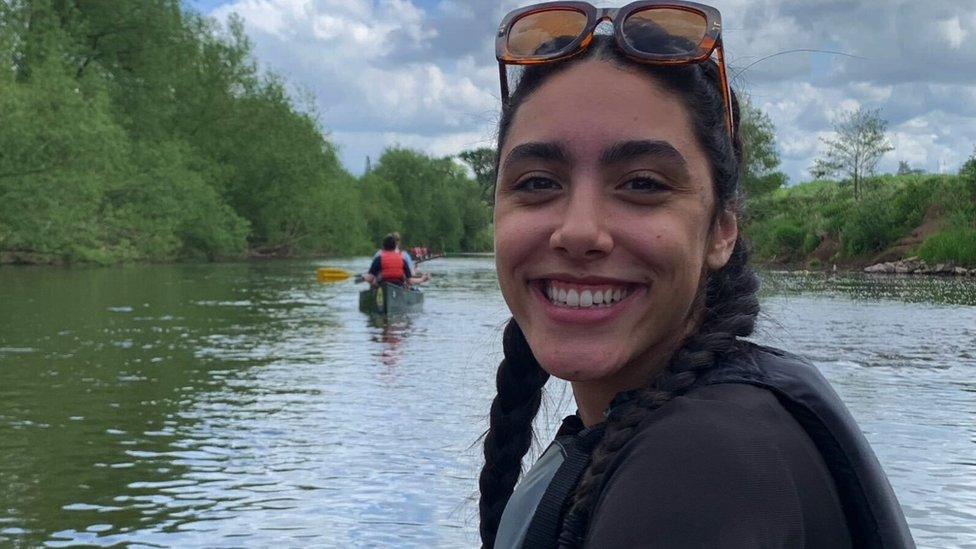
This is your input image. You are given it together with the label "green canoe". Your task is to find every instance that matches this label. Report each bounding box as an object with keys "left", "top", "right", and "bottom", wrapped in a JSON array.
[{"left": 359, "top": 283, "right": 424, "bottom": 315}]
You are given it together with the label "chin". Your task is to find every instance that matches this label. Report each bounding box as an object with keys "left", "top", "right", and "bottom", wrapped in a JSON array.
[{"left": 530, "top": 341, "right": 629, "bottom": 382}]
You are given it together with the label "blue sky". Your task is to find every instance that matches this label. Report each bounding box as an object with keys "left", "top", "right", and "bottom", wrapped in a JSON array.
[{"left": 187, "top": 0, "right": 976, "bottom": 183}]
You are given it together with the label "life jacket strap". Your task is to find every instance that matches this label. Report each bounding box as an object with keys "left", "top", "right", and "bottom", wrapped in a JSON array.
[{"left": 521, "top": 426, "right": 604, "bottom": 549}]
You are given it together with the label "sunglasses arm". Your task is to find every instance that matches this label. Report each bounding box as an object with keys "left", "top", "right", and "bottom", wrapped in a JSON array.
[
  {"left": 715, "top": 42, "right": 734, "bottom": 141},
  {"left": 498, "top": 62, "right": 510, "bottom": 105}
]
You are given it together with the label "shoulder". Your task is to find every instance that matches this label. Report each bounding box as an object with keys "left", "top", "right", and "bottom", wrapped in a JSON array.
[
  {"left": 587, "top": 384, "right": 849, "bottom": 547},
  {"left": 610, "top": 383, "right": 816, "bottom": 486},
  {"left": 699, "top": 341, "right": 820, "bottom": 384}
]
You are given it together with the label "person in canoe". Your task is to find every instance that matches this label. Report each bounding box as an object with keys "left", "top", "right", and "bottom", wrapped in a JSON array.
[
  {"left": 363, "top": 233, "right": 430, "bottom": 288},
  {"left": 371, "top": 231, "right": 415, "bottom": 271},
  {"left": 478, "top": 2, "right": 912, "bottom": 548}
]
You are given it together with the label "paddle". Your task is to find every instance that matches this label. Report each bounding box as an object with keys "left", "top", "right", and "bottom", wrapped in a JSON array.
[
  {"left": 316, "top": 253, "right": 443, "bottom": 284},
  {"left": 316, "top": 267, "right": 351, "bottom": 283}
]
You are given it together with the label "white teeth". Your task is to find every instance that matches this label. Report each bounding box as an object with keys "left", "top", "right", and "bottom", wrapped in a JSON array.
[
  {"left": 566, "top": 289, "right": 579, "bottom": 307},
  {"left": 580, "top": 290, "right": 593, "bottom": 307},
  {"left": 544, "top": 281, "right": 633, "bottom": 308}
]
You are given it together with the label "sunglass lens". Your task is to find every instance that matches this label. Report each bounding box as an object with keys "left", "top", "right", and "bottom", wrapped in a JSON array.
[
  {"left": 507, "top": 9, "right": 588, "bottom": 58},
  {"left": 622, "top": 7, "right": 707, "bottom": 56}
]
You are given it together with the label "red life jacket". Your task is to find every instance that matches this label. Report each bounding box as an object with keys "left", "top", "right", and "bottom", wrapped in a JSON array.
[{"left": 379, "top": 250, "right": 406, "bottom": 283}]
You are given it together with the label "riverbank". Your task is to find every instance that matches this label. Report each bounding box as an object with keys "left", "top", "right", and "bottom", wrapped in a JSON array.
[{"left": 745, "top": 173, "right": 976, "bottom": 270}]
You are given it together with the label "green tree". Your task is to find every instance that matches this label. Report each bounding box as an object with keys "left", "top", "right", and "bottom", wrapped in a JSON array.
[
  {"left": 99, "top": 140, "right": 248, "bottom": 260},
  {"left": 458, "top": 147, "right": 497, "bottom": 203},
  {"left": 360, "top": 170, "right": 405, "bottom": 246},
  {"left": 0, "top": 0, "right": 129, "bottom": 263},
  {"left": 369, "top": 147, "right": 490, "bottom": 253},
  {"left": 810, "top": 108, "right": 893, "bottom": 199},
  {"left": 0, "top": 0, "right": 370, "bottom": 263},
  {"left": 739, "top": 100, "right": 787, "bottom": 196}
]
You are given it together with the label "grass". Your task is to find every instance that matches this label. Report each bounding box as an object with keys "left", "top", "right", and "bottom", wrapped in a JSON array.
[{"left": 744, "top": 173, "right": 976, "bottom": 267}]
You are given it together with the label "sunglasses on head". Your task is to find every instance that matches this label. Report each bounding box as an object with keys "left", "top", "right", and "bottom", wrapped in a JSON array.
[{"left": 495, "top": 1, "right": 733, "bottom": 140}]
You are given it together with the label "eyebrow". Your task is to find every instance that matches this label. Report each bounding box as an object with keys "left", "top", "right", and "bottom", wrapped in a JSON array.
[
  {"left": 502, "top": 139, "right": 691, "bottom": 179},
  {"left": 502, "top": 142, "right": 570, "bottom": 168},
  {"left": 600, "top": 139, "right": 689, "bottom": 171}
]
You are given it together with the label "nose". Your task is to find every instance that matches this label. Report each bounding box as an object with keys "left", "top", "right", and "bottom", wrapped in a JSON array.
[{"left": 549, "top": 185, "right": 613, "bottom": 261}]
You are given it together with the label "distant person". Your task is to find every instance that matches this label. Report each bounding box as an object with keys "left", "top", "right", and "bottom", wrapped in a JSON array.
[
  {"left": 373, "top": 231, "right": 415, "bottom": 272},
  {"left": 364, "top": 234, "right": 429, "bottom": 288}
]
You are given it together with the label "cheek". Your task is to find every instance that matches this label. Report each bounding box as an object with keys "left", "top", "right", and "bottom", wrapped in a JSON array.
[
  {"left": 617, "top": 212, "right": 709, "bottom": 276},
  {"left": 493, "top": 209, "right": 545, "bottom": 298}
]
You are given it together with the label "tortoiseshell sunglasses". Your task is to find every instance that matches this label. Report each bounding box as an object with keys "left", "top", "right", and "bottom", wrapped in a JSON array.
[{"left": 495, "top": 1, "right": 734, "bottom": 140}]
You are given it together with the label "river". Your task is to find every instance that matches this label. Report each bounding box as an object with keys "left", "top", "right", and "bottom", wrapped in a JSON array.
[{"left": 1, "top": 258, "right": 974, "bottom": 548}]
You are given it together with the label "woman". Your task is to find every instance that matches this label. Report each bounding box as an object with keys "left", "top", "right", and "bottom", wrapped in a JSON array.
[{"left": 479, "top": 2, "right": 913, "bottom": 548}]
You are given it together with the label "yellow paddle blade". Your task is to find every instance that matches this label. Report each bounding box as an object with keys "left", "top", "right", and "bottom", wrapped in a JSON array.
[{"left": 316, "top": 267, "right": 351, "bottom": 283}]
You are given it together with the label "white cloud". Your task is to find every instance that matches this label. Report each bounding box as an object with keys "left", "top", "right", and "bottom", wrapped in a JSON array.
[
  {"left": 938, "top": 16, "right": 966, "bottom": 49},
  {"left": 206, "top": 0, "right": 976, "bottom": 180}
]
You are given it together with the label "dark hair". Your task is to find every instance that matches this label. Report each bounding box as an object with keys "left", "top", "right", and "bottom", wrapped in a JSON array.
[
  {"left": 381, "top": 234, "right": 397, "bottom": 251},
  {"left": 479, "top": 35, "right": 761, "bottom": 548}
]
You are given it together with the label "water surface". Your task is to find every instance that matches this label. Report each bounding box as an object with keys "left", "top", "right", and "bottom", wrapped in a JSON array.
[{"left": 0, "top": 260, "right": 973, "bottom": 547}]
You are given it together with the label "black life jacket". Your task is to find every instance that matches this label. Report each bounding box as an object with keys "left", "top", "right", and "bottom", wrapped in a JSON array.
[{"left": 494, "top": 343, "right": 915, "bottom": 548}]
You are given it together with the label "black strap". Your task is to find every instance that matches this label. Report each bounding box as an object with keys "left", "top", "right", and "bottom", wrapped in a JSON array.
[{"left": 521, "top": 426, "right": 605, "bottom": 549}]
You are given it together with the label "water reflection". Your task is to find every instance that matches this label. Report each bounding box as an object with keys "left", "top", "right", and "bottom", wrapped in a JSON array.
[{"left": 366, "top": 316, "right": 415, "bottom": 369}]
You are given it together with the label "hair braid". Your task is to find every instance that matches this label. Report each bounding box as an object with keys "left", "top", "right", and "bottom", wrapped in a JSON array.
[{"left": 479, "top": 319, "right": 550, "bottom": 548}]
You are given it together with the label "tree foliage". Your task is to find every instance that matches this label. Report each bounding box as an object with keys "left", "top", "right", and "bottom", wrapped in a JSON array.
[
  {"left": 739, "top": 100, "right": 788, "bottom": 196},
  {"left": 0, "top": 0, "right": 491, "bottom": 264},
  {"left": 810, "top": 108, "right": 893, "bottom": 199},
  {"left": 458, "top": 147, "right": 497, "bottom": 203},
  {"left": 365, "top": 148, "right": 490, "bottom": 253}
]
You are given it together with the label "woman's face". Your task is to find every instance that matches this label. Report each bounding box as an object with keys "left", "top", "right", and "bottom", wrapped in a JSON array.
[{"left": 494, "top": 61, "right": 737, "bottom": 390}]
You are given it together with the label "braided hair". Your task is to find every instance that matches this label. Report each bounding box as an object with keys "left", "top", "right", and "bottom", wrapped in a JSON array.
[
  {"left": 479, "top": 34, "right": 761, "bottom": 548},
  {"left": 478, "top": 319, "right": 549, "bottom": 547}
]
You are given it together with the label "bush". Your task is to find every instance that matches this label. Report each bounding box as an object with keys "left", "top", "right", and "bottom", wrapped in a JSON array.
[
  {"left": 747, "top": 216, "right": 811, "bottom": 262},
  {"left": 802, "top": 232, "right": 821, "bottom": 255},
  {"left": 888, "top": 176, "right": 933, "bottom": 228},
  {"left": 841, "top": 198, "right": 903, "bottom": 255},
  {"left": 917, "top": 228, "right": 976, "bottom": 267},
  {"left": 772, "top": 223, "right": 807, "bottom": 256}
]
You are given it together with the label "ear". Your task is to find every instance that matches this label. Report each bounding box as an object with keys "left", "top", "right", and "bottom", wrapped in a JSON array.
[{"left": 705, "top": 207, "right": 738, "bottom": 271}]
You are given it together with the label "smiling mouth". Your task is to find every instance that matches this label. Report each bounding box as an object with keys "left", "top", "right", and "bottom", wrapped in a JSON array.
[{"left": 539, "top": 279, "right": 637, "bottom": 309}]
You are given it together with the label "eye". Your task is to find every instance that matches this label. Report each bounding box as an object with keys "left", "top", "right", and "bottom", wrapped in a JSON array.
[
  {"left": 618, "top": 175, "right": 668, "bottom": 192},
  {"left": 513, "top": 175, "right": 561, "bottom": 192}
]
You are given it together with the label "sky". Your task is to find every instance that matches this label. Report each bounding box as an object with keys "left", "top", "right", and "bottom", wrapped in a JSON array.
[{"left": 188, "top": 0, "right": 976, "bottom": 184}]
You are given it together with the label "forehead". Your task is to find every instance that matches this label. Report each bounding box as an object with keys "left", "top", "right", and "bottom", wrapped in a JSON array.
[{"left": 504, "top": 61, "right": 703, "bottom": 164}]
